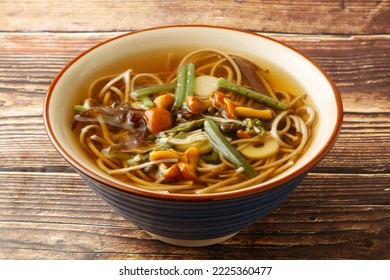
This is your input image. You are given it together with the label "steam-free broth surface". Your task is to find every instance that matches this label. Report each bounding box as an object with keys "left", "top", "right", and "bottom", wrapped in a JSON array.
[{"left": 72, "top": 48, "right": 316, "bottom": 194}]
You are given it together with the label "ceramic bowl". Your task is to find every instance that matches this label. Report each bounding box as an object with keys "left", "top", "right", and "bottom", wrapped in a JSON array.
[{"left": 43, "top": 25, "right": 343, "bottom": 246}]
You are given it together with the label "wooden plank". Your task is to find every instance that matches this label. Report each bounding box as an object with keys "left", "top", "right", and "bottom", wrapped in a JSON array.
[
  {"left": 0, "top": 0, "right": 389, "bottom": 34},
  {"left": 0, "top": 172, "right": 388, "bottom": 259},
  {"left": 1, "top": 214, "right": 388, "bottom": 260}
]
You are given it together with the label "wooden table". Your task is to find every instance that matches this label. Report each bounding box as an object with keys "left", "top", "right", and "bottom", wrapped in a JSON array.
[{"left": 1, "top": 0, "right": 389, "bottom": 260}]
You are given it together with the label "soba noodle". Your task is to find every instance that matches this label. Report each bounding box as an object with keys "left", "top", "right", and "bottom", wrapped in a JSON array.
[{"left": 72, "top": 49, "right": 316, "bottom": 194}]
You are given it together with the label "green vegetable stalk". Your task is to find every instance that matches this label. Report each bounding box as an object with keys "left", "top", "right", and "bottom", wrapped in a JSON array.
[
  {"left": 132, "top": 83, "right": 176, "bottom": 98},
  {"left": 139, "top": 96, "right": 155, "bottom": 108},
  {"left": 174, "top": 64, "right": 188, "bottom": 108},
  {"left": 185, "top": 62, "right": 195, "bottom": 97},
  {"left": 174, "top": 62, "right": 195, "bottom": 108},
  {"left": 161, "top": 119, "right": 205, "bottom": 136},
  {"left": 204, "top": 119, "right": 257, "bottom": 179},
  {"left": 217, "top": 78, "right": 288, "bottom": 110}
]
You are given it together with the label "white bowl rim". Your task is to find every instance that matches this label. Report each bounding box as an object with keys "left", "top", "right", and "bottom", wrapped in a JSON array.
[{"left": 43, "top": 25, "right": 343, "bottom": 201}]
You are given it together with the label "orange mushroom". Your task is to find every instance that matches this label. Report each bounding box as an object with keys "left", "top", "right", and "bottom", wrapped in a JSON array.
[
  {"left": 143, "top": 107, "right": 173, "bottom": 135},
  {"left": 159, "top": 147, "right": 200, "bottom": 182}
]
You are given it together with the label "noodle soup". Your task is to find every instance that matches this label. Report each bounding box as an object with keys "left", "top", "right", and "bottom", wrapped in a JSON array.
[{"left": 72, "top": 48, "right": 316, "bottom": 194}]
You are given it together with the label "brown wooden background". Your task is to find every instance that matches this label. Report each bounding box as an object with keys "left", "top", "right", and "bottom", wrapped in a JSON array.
[{"left": 0, "top": 0, "right": 389, "bottom": 259}]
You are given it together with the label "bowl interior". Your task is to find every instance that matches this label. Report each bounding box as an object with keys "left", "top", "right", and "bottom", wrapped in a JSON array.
[{"left": 45, "top": 26, "right": 342, "bottom": 200}]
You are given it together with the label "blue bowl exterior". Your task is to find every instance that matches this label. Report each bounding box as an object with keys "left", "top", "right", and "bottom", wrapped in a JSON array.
[{"left": 79, "top": 172, "right": 307, "bottom": 240}]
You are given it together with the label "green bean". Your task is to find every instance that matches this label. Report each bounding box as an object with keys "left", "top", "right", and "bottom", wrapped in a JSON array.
[
  {"left": 204, "top": 119, "right": 257, "bottom": 178},
  {"left": 161, "top": 118, "right": 205, "bottom": 136},
  {"left": 174, "top": 64, "right": 188, "bottom": 108},
  {"left": 185, "top": 62, "right": 195, "bottom": 97},
  {"left": 133, "top": 83, "right": 176, "bottom": 98},
  {"left": 217, "top": 78, "right": 288, "bottom": 110},
  {"left": 140, "top": 96, "right": 155, "bottom": 108}
]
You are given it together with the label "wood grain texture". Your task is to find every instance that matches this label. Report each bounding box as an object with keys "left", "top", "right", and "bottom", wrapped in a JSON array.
[
  {"left": 1, "top": 0, "right": 389, "bottom": 34},
  {"left": 0, "top": 0, "right": 389, "bottom": 260},
  {"left": 1, "top": 172, "right": 389, "bottom": 259}
]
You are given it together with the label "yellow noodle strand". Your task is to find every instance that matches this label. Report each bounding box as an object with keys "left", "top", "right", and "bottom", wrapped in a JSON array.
[{"left": 86, "top": 138, "right": 118, "bottom": 169}]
